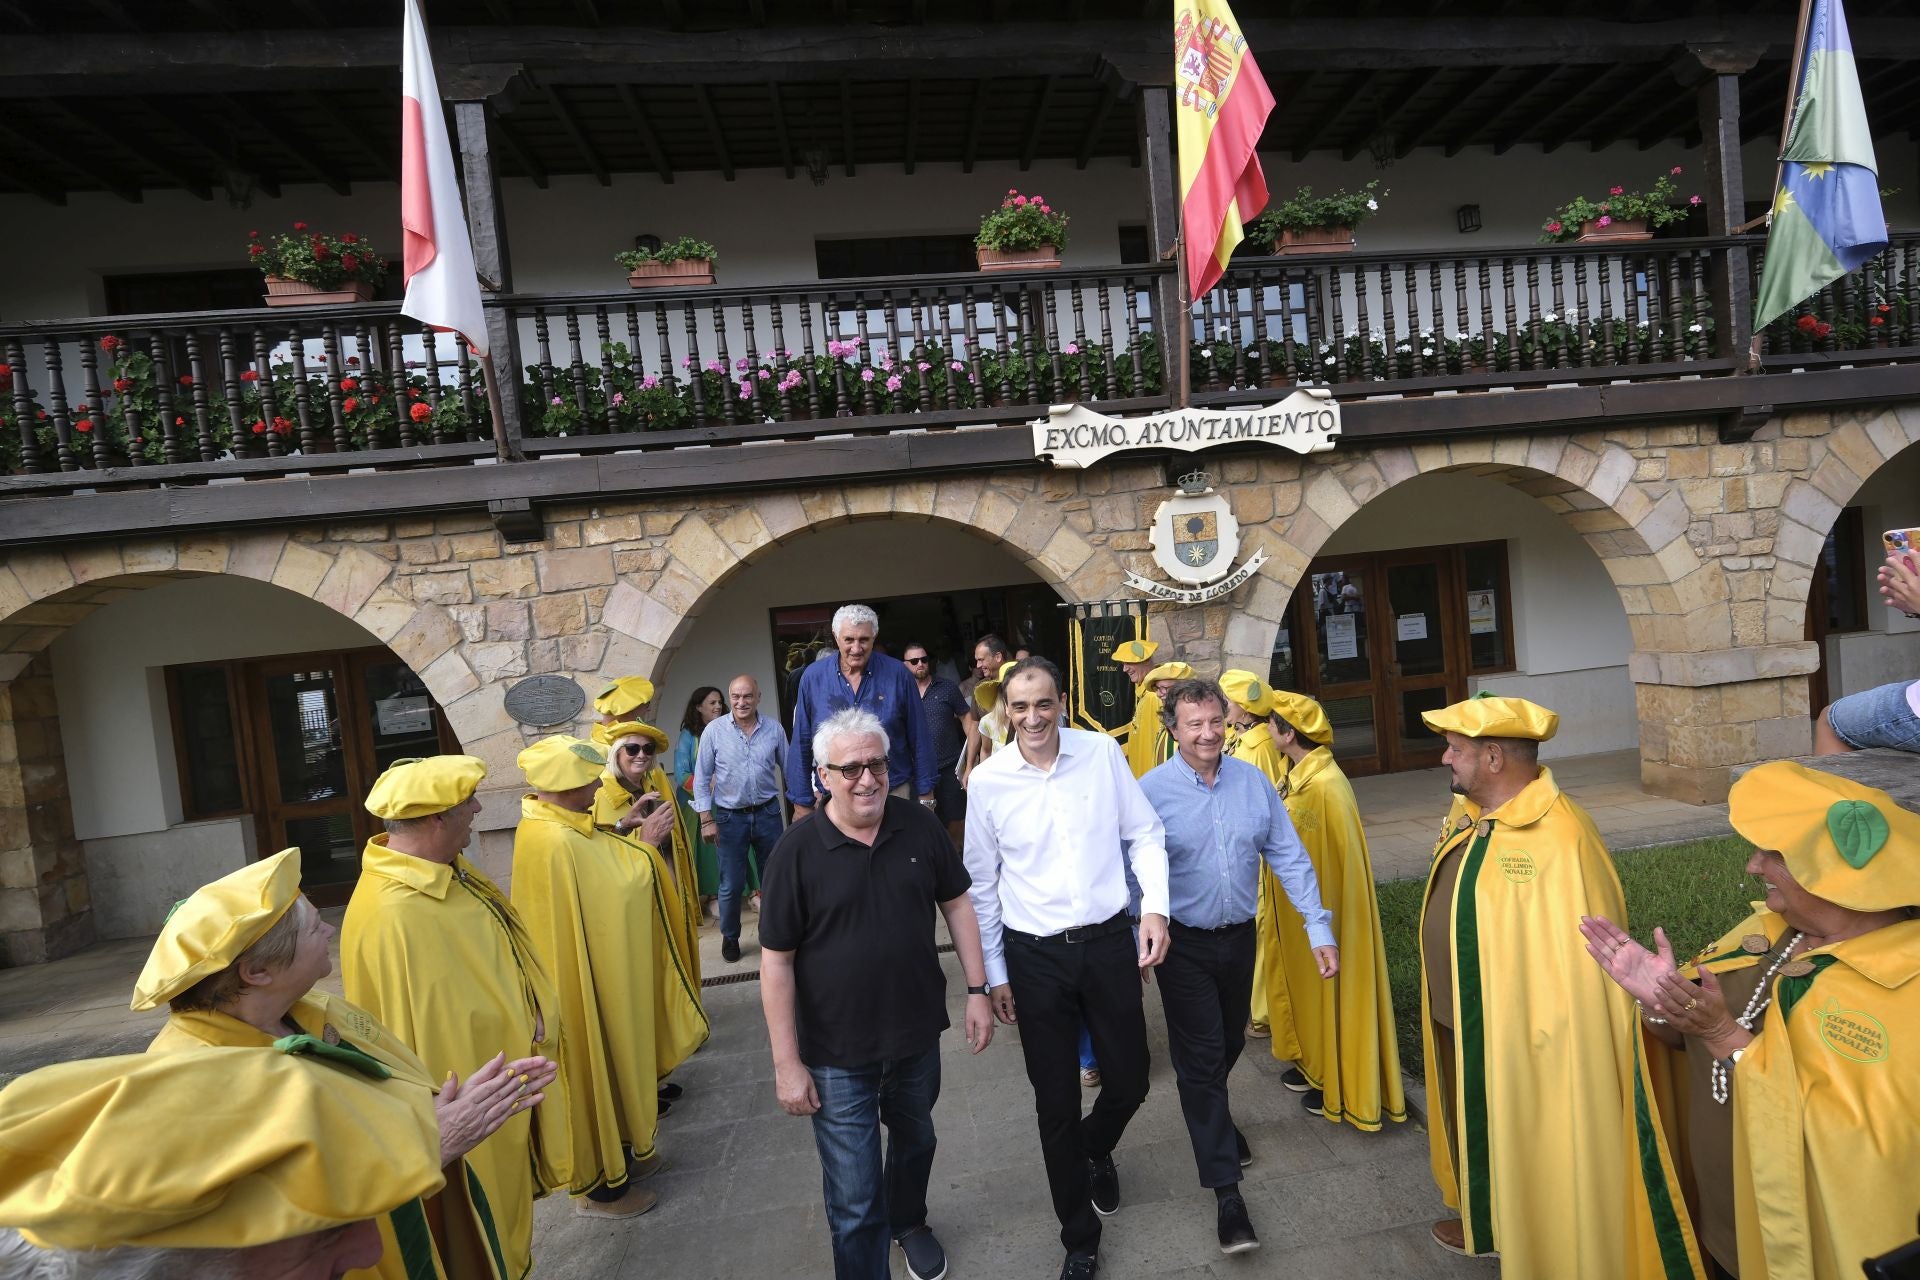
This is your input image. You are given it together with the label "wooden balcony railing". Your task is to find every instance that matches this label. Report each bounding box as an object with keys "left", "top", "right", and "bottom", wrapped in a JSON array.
[{"left": 1, "top": 234, "right": 1915, "bottom": 485}]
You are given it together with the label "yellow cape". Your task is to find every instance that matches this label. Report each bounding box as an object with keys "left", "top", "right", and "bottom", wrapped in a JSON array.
[
  {"left": 1681, "top": 910, "right": 1920, "bottom": 1280},
  {"left": 1228, "top": 723, "right": 1288, "bottom": 1035},
  {"left": 1418, "top": 769, "right": 1704, "bottom": 1278},
  {"left": 1268, "top": 747, "right": 1405, "bottom": 1131},
  {"left": 512, "top": 797, "right": 709, "bottom": 1195},
  {"left": 594, "top": 767, "right": 703, "bottom": 988},
  {"left": 342, "top": 838, "right": 568, "bottom": 1280},
  {"left": 1121, "top": 686, "right": 1167, "bottom": 780},
  {"left": 149, "top": 992, "right": 507, "bottom": 1280}
]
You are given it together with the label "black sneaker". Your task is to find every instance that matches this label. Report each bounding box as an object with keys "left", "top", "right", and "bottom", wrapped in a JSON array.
[
  {"left": 1060, "top": 1251, "right": 1099, "bottom": 1280},
  {"left": 1301, "top": 1088, "right": 1326, "bottom": 1117},
  {"left": 895, "top": 1225, "right": 948, "bottom": 1280},
  {"left": 657, "top": 1082, "right": 684, "bottom": 1102},
  {"left": 1280, "top": 1067, "right": 1311, "bottom": 1093},
  {"left": 1087, "top": 1153, "right": 1120, "bottom": 1216},
  {"left": 721, "top": 936, "right": 742, "bottom": 963},
  {"left": 1217, "top": 1194, "right": 1260, "bottom": 1255},
  {"left": 1234, "top": 1127, "right": 1252, "bottom": 1168}
]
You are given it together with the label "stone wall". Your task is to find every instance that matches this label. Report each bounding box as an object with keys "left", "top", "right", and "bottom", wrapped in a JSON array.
[{"left": 0, "top": 652, "right": 93, "bottom": 966}]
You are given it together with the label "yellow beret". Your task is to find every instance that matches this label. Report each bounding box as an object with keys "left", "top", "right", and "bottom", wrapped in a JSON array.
[
  {"left": 1268, "top": 690, "right": 1334, "bottom": 745},
  {"left": 1729, "top": 761, "right": 1920, "bottom": 912},
  {"left": 593, "top": 676, "right": 655, "bottom": 718},
  {"left": 1110, "top": 639, "right": 1159, "bottom": 665},
  {"left": 1143, "top": 661, "right": 1194, "bottom": 690},
  {"left": 602, "top": 720, "right": 669, "bottom": 753},
  {"left": 974, "top": 661, "right": 1022, "bottom": 713},
  {"left": 364, "top": 755, "right": 487, "bottom": 820},
  {"left": 519, "top": 735, "right": 607, "bottom": 792},
  {"left": 0, "top": 1046, "right": 443, "bottom": 1250},
  {"left": 131, "top": 848, "right": 302, "bottom": 1012},
  {"left": 1219, "top": 669, "right": 1277, "bottom": 717},
  {"left": 1422, "top": 693, "right": 1559, "bottom": 742}
]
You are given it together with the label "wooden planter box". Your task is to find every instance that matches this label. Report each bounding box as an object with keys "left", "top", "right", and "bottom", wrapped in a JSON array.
[
  {"left": 262, "top": 277, "right": 375, "bottom": 307},
  {"left": 626, "top": 259, "right": 716, "bottom": 288},
  {"left": 976, "top": 245, "right": 1061, "bottom": 272},
  {"left": 1273, "top": 226, "right": 1355, "bottom": 256},
  {"left": 1576, "top": 217, "right": 1652, "bottom": 244}
]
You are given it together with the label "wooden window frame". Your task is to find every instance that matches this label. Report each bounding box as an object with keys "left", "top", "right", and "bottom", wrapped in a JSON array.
[{"left": 1461, "top": 538, "right": 1518, "bottom": 676}]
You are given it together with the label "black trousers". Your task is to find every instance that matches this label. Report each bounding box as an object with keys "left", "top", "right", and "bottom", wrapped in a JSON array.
[
  {"left": 1004, "top": 924, "right": 1151, "bottom": 1255},
  {"left": 1157, "top": 919, "right": 1257, "bottom": 1189}
]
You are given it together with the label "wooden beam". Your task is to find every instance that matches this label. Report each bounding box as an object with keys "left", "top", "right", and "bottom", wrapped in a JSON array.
[
  {"left": 1495, "top": 63, "right": 1636, "bottom": 155},
  {"left": 300, "top": 92, "right": 397, "bottom": 182},
  {"left": 1341, "top": 66, "right": 1437, "bottom": 161},
  {"left": 139, "top": 97, "right": 281, "bottom": 198},
  {"left": 903, "top": 77, "right": 919, "bottom": 175},
  {"left": 1443, "top": 65, "right": 1558, "bottom": 156},
  {"left": 0, "top": 112, "right": 140, "bottom": 202},
  {"left": 573, "top": 0, "right": 602, "bottom": 24},
  {"left": 218, "top": 95, "right": 351, "bottom": 195},
  {"left": 183, "top": 0, "right": 234, "bottom": 29},
  {"left": 1020, "top": 75, "right": 1056, "bottom": 171},
  {"left": 489, "top": 114, "right": 547, "bottom": 189},
  {"left": 479, "top": 0, "right": 512, "bottom": 20},
  {"left": 616, "top": 84, "right": 673, "bottom": 183},
  {"left": 696, "top": 84, "right": 734, "bottom": 181},
  {"left": 0, "top": 2, "right": 38, "bottom": 32},
  {"left": 748, "top": 0, "right": 765, "bottom": 23},
  {"left": 1292, "top": 70, "right": 1371, "bottom": 161},
  {"left": 84, "top": 0, "right": 140, "bottom": 28},
  {"left": 1576, "top": 63, "right": 1691, "bottom": 153},
  {"left": 767, "top": 81, "right": 793, "bottom": 180},
  {"left": 1394, "top": 73, "right": 1486, "bottom": 154},
  {"left": 543, "top": 84, "right": 610, "bottom": 185},
  {"left": 839, "top": 78, "right": 855, "bottom": 177},
  {"left": 286, "top": 0, "right": 329, "bottom": 26},
  {"left": 1075, "top": 79, "right": 1119, "bottom": 169},
  {"left": 661, "top": 0, "right": 686, "bottom": 29},
  {"left": 962, "top": 78, "right": 990, "bottom": 173},
  {"left": 44, "top": 99, "right": 213, "bottom": 199}
]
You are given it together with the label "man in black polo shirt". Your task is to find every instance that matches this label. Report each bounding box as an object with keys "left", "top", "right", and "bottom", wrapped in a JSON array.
[{"left": 760, "top": 706, "right": 995, "bottom": 1280}]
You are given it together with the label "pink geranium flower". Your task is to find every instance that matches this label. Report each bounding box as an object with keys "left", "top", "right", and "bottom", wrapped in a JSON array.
[
  {"left": 1596, "top": 215, "right": 1613, "bottom": 227},
  {"left": 860, "top": 368, "right": 875, "bottom": 382},
  {"left": 885, "top": 374, "right": 902, "bottom": 391},
  {"left": 1609, "top": 186, "right": 1624, "bottom": 196}
]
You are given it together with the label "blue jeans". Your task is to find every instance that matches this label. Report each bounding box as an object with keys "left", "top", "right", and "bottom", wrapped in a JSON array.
[
  {"left": 807, "top": 1047, "right": 942, "bottom": 1280},
  {"left": 1078, "top": 1024, "right": 1098, "bottom": 1072},
  {"left": 713, "top": 800, "right": 782, "bottom": 942},
  {"left": 1827, "top": 679, "right": 1920, "bottom": 751}
]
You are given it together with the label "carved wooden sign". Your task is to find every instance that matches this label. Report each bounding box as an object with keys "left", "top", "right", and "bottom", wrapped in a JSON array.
[{"left": 1031, "top": 387, "right": 1341, "bottom": 469}]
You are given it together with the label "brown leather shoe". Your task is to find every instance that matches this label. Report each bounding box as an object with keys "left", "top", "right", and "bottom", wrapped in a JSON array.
[
  {"left": 574, "top": 1186, "right": 659, "bottom": 1219},
  {"left": 1431, "top": 1218, "right": 1468, "bottom": 1255}
]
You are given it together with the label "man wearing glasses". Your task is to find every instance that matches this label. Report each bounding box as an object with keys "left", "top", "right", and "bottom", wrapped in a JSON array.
[
  {"left": 902, "top": 641, "right": 976, "bottom": 848},
  {"left": 760, "top": 707, "right": 994, "bottom": 1280},
  {"left": 963, "top": 657, "right": 1170, "bottom": 1280},
  {"left": 787, "top": 603, "right": 938, "bottom": 822}
]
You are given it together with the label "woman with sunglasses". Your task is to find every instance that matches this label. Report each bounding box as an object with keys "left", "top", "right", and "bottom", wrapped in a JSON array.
[{"left": 676, "top": 686, "right": 728, "bottom": 920}]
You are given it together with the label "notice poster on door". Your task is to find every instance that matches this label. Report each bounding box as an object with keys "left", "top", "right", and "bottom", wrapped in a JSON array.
[
  {"left": 375, "top": 695, "right": 433, "bottom": 737},
  {"left": 1467, "top": 590, "right": 1498, "bottom": 635},
  {"left": 1396, "top": 613, "right": 1428, "bottom": 642},
  {"left": 1325, "top": 613, "right": 1359, "bottom": 660}
]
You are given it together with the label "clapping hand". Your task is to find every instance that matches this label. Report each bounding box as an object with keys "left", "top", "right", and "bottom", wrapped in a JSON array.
[
  {"left": 436, "top": 1052, "right": 556, "bottom": 1165},
  {"left": 1578, "top": 915, "right": 1677, "bottom": 1008}
]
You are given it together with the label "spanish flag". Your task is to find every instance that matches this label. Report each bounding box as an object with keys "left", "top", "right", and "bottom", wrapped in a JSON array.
[{"left": 1176, "top": 1, "right": 1275, "bottom": 299}]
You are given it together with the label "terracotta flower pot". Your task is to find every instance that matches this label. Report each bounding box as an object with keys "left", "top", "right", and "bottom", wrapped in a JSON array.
[
  {"left": 1273, "top": 226, "right": 1355, "bottom": 256},
  {"left": 976, "top": 245, "right": 1061, "bottom": 272},
  {"left": 626, "top": 259, "right": 716, "bottom": 288},
  {"left": 262, "top": 277, "right": 375, "bottom": 307},
  {"left": 1576, "top": 217, "right": 1652, "bottom": 244}
]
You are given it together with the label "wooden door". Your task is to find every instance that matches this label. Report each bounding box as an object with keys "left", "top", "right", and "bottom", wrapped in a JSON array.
[
  {"left": 1375, "top": 549, "right": 1468, "bottom": 772},
  {"left": 244, "top": 655, "right": 365, "bottom": 904},
  {"left": 1293, "top": 555, "right": 1386, "bottom": 775}
]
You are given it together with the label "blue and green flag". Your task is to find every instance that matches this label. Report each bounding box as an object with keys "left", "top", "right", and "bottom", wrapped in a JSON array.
[{"left": 1753, "top": 0, "right": 1887, "bottom": 330}]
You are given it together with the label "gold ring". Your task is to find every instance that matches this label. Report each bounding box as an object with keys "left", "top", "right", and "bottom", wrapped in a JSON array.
[{"left": 1684, "top": 998, "right": 1698, "bottom": 1012}]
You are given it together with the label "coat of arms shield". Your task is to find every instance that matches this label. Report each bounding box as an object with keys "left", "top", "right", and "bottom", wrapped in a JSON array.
[{"left": 1149, "top": 476, "right": 1241, "bottom": 586}]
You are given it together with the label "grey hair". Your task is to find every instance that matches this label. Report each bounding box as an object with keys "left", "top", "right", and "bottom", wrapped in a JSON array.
[
  {"left": 831, "top": 604, "right": 879, "bottom": 638},
  {"left": 0, "top": 1231, "right": 247, "bottom": 1280},
  {"left": 812, "top": 707, "right": 890, "bottom": 773}
]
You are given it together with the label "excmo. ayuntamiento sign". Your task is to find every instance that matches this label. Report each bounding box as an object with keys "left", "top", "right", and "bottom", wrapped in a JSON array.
[{"left": 1030, "top": 387, "right": 1340, "bottom": 469}]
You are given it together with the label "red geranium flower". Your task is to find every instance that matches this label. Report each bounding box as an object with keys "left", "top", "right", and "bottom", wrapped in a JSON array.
[
  {"left": 313, "top": 243, "right": 331, "bottom": 262},
  {"left": 342, "top": 232, "right": 359, "bottom": 244},
  {"left": 1870, "top": 315, "right": 1886, "bottom": 326},
  {"left": 1879, "top": 304, "right": 1893, "bottom": 314},
  {"left": 112, "top": 377, "right": 131, "bottom": 393},
  {"left": 248, "top": 244, "right": 265, "bottom": 258},
  {"left": 341, "top": 253, "right": 360, "bottom": 273},
  {"left": 1814, "top": 321, "right": 1833, "bottom": 338},
  {"left": 174, "top": 416, "right": 185, "bottom": 426},
  {"left": 272, "top": 415, "right": 293, "bottom": 434},
  {"left": 99, "top": 335, "right": 123, "bottom": 353},
  {"left": 341, "top": 377, "right": 358, "bottom": 392},
  {"left": 179, "top": 374, "right": 194, "bottom": 387},
  {"left": 248, "top": 229, "right": 260, "bottom": 238},
  {"left": 1795, "top": 314, "right": 1819, "bottom": 332},
  {"left": 293, "top": 221, "right": 308, "bottom": 231},
  {"left": 408, "top": 387, "right": 423, "bottom": 399},
  {"left": 346, "top": 356, "right": 360, "bottom": 366},
  {"left": 409, "top": 402, "right": 433, "bottom": 423},
  {"left": 371, "top": 393, "right": 382, "bottom": 405},
  {"left": 240, "top": 370, "right": 260, "bottom": 383},
  {"left": 74, "top": 416, "right": 93, "bottom": 432},
  {"left": 343, "top": 397, "right": 360, "bottom": 413},
  {"left": 252, "top": 421, "right": 267, "bottom": 434}
]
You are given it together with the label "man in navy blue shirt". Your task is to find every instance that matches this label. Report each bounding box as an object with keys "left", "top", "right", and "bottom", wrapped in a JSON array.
[
  {"left": 787, "top": 604, "right": 937, "bottom": 819},
  {"left": 902, "top": 640, "right": 974, "bottom": 846}
]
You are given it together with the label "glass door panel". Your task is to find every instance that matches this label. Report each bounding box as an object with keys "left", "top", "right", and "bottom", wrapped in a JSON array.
[
  {"left": 1379, "top": 552, "right": 1461, "bottom": 772},
  {"left": 360, "top": 658, "right": 447, "bottom": 774},
  {"left": 250, "top": 659, "right": 363, "bottom": 896},
  {"left": 1384, "top": 562, "right": 1446, "bottom": 678},
  {"left": 1311, "top": 568, "right": 1372, "bottom": 686}
]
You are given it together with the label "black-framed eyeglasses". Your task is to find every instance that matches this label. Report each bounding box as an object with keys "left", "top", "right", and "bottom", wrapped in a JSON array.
[
  {"left": 904, "top": 656, "right": 930, "bottom": 665},
  {"left": 620, "top": 743, "right": 657, "bottom": 757},
  {"left": 822, "top": 758, "right": 889, "bottom": 781}
]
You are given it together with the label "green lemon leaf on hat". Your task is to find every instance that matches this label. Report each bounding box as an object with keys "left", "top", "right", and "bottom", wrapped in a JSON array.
[
  {"left": 1471, "top": 689, "right": 1498, "bottom": 700},
  {"left": 1826, "top": 799, "right": 1889, "bottom": 868},
  {"left": 568, "top": 742, "right": 606, "bottom": 764}
]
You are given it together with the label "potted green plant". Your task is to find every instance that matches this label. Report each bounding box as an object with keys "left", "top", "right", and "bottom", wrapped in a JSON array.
[
  {"left": 1249, "top": 180, "right": 1385, "bottom": 256},
  {"left": 617, "top": 236, "right": 718, "bottom": 287},
  {"left": 1541, "top": 168, "right": 1701, "bottom": 244},
  {"left": 248, "top": 223, "right": 387, "bottom": 306},
  {"left": 976, "top": 190, "right": 1068, "bottom": 271}
]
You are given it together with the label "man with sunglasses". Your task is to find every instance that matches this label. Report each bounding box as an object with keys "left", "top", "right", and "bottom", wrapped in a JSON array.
[
  {"left": 903, "top": 641, "right": 976, "bottom": 848},
  {"left": 760, "top": 707, "right": 994, "bottom": 1280}
]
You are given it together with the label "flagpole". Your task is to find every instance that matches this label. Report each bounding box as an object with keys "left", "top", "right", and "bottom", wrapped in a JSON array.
[
  {"left": 478, "top": 349, "right": 520, "bottom": 464},
  {"left": 1173, "top": 232, "right": 1193, "bottom": 409},
  {"left": 1737, "top": 0, "right": 1815, "bottom": 236}
]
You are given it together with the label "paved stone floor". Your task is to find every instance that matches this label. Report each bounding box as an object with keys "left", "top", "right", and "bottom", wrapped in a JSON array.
[{"left": 0, "top": 746, "right": 1732, "bottom": 1277}]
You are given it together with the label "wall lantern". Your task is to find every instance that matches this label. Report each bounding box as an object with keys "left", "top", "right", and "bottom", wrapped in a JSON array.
[{"left": 1455, "top": 204, "right": 1483, "bottom": 234}]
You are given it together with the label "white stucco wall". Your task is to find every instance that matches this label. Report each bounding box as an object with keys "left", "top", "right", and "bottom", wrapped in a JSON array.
[
  {"left": 84, "top": 817, "right": 256, "bottom": 940},
  {"left": 51, "top": 575, "right": 381, "bottom": 842},
  {"left": 1825, "top": 440, "right": 1920, "bottom": 698},
  {"left": 1315, "top": 468, "right": 1639, "bottom": 757}
]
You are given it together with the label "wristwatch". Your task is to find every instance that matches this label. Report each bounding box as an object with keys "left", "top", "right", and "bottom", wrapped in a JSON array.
[{"left": 965, "top": 983, "right": 991, "bottom": 996}]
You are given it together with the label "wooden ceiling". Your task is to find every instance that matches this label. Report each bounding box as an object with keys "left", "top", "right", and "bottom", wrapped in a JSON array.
[{"left": 0, "top": 3, "right": 1915, "bottom": 203}]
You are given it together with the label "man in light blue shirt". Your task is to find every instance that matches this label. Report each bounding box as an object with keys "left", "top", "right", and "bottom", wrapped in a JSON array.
[
  {"left": 695, "top": 674, "right": 789, "bottom": 963},
  {"left": 1138, "top": 677, "right": 1336, "bottom": 1258},
  {"left": 787, "top": 604, "right": 937, "bottom": 817}
]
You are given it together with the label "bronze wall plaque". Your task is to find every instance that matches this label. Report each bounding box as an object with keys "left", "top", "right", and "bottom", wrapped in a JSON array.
[{"left": 503, "top": 675, "right": 586, "bottom": 727}]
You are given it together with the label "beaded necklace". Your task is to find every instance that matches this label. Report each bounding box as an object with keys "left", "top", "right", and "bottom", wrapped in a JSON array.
[{"left": 1710, "top": 930, "right": 1805, "bottom": 1105}]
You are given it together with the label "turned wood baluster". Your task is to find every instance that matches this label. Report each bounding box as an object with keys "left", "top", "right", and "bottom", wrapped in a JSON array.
[
  {"left": 6, "top": 340, "right": 41, "bottom": 473},
  {"left": 854, "top": 293, "right": 879, "bottom": 414},
  {"left": 456, "top": 337, "right": 478, "bottom": 441},
  {"left": 1548, "top": 259, "right": 1571, "bottom": 368},
  {"left": 1450, "top": 260, "right": 1469, "bottom": 370},
  {"left": 1326, "top": 268, "right": 1348, "bottom": 383},
  {"left": 1069, "top": 283, "right": 1092, "bottom": 400},
  {"left": 561, "top": 309, "right": 591, "bottom": 433},
  {"left": 622, "top": 303, "right": 641, "bottom": 390},
  {"left": 250, "top": 328, "right": 283, "bottom": 456},
  {"left": 1522, "top": 259, "right": 1544, "bottom": 371},
  {"left": 1660, "top": 253, "right": 1685, "bottom": 361},
  {"left": 1348, "top": 267, "right": 1373, "bottom": 381},
  {"left": 990, "top": 286, "right": 1014, "bottom": 405},
  {"left": 741, "top": 297, "right": 763, "bottom": 412},
  {"left": 934, "top": 291, "right": 961, "bottom": 409},
  {"left": 596, "top": 306, "right": 619, "bottom": 432},
  {"left": 77, "top": 332, "right": 111, "bottom": 467},
  {"left": 653, "top": 301, "right": 675, "bottom": 392},
  {"left": 116, "top": 335, "right": 148, "bottom": 467},
  {"left": 1227, "top": 279, "right": 1251, "bottom": 386},
  {"left": 1375, "top": 260, "right": 1398, "bottom": 376},
  {"left": 1018, "top": 288, "right": 1042, "bottom": 405},
  {"left": 1244, "top": 275, "right": 1267, "bottom": 390},
  {"left": 713, "top": 298, "right": 741, "bottom": 423},
  {"left": 184, "top": 332, "right": 216, "bottom": 461},
  {"left": 964, "top": 287, "right": 987, "bottom": 407},
  {"left": 884, "top": 297, "right": 908, "bottom": 406},
  {"left": 419, "top": 335, "right": 446, "bottom": 445},
  {"left": 1687, "top": 251, "right": 1709, "bottom": 358},
  {"left": 323, "top": 326, "right": 351, "bottom": 453},
  {"left": 1095, "top": 283, "right": 1119, "bottom": 399},
  {"left": 40, "top": 339, "right": 77, "bottom": 470},
  {"left": 906, "top": 290, "right": 931, "bottom": 411},
  {"left": 216, "top": 328, "right": 252, "bottom": 457},
  {"left": 1597, "top": 256, "right": 1619, "bottom": 365},
  {"left": 1399, "top": 263, "right": 1418, "bottom": 373},
  {"left": 1473, "top": 257, "right": 1493, "bottom": 371},
  {"left": 532, "top": 308, "right": 557, "bottom": 408},
  {"left": 148, "top": 336, "right": 182, "bottom": 465},
  {"left": 798, "top": 296, "right": 824, "bottom": 418},
  {"left": 769, "top": 295, "right": 796, "bottom": 420},
  {"left": 681, "top": 301, "right": 709, "bottom": 422},
  {"left": 1044, "top": 286, "right": 1067, "bottom": 401},
  {"left": 826, "top": 293, "right": 854, "bottom": 415},
  {"left": 1497, "top": 260, "right": 1518, "bottom": 372},
  {"left": 1272, "top": 269, "right": 1299, "bottom": 382},
  {"left": 380, "top": 323, "right": 411, "bottom": 448},
  {"left": 1901, "top": 242, "right": 1918, "bottom": 348},
  {"left": 1122, "top": 277, "right": 1148, "bottom": 393},
  {"left": 287, "top": 328, "right": 319, "bottom": 455}
]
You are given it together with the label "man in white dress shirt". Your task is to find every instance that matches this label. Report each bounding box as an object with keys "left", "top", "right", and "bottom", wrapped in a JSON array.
[{"left": 964, "top": 657, "right": 1171, "bottom": 1280}]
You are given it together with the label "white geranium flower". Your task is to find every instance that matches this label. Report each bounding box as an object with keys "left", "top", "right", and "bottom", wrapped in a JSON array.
[
  {"left": 1323, "top": 356, "right": 1336, "bottom": 366},
  {"left": 1366, "top": 199, "right": 1379, "bottom": 211},
  {"left": 1542, "top": 312, "right": 1558, "bottom": 323},
  {"left": 1199, "top": 347, "right": 1212, "bottom": 358},
  {"left": 1422, "top": 346, "right": 1435, "bottom": 356},
  {"left": 1688, "top": 323, "right": 1703, "bottom": 333}
]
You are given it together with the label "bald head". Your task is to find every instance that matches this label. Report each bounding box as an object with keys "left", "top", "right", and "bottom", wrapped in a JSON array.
[{"left": 728, "top": 676, "right": 762, "bottom": 723}]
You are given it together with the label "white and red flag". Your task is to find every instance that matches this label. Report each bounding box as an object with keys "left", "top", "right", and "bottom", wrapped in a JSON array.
[{"left": 400, "top": 0, "right": 487, "bottom": 355}]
